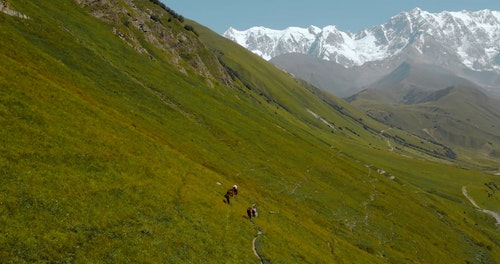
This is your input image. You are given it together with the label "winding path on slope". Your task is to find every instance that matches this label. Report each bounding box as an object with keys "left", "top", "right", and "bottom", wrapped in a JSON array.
[
  {"left": 462, "top": 186, "right": 500, "bottom": 226},
  {"left": 250, "top": 219, "right": 268, "bottom": 264}
]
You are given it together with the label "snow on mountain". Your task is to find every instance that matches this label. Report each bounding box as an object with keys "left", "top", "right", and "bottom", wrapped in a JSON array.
[
  {"left": 223, "top": 8, "right": 500, "bottom": 72},
  {"left": 224, "top": 26, "right": 319, "bottom": 60}
]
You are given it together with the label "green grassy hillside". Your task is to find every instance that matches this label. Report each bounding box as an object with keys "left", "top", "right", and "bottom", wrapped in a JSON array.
[
  {"left": 351, "top": 85, "right": 500, "bottom": 167},
  {"left": 347, "top": 61, "right": 500, "bottom": 167},
  {"left": 1, "top": 0, "right": 499, "bottom": 263}
]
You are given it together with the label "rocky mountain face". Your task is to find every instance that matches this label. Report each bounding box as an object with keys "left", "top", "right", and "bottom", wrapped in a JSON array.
[
  {"left": 224, "top": 8, "right": 500, "bottom": 71},
  {"left": 76, "top": 0, "right": 233, "bottom": 88},
  {"left": 224, "top": 8, "right": 500, "bottom": 97}
]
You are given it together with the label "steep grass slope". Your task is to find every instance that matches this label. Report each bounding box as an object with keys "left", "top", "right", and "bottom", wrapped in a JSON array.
[{"left": 1, "top": 0, "right": 499, "bottom": 263}]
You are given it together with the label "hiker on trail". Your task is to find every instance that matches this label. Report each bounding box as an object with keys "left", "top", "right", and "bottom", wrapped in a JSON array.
[
  {"left": 232, "top": 184, "right": 238, "bottom": 196},
  {"left": 247, "top": 205, "right": 258, "bottom": 220},
  {"left": 252, "top": 204, "right": 258, "bottom": 217}
]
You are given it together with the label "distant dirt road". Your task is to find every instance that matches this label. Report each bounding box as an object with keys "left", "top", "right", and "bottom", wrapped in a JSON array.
[{"left": 462, "top": 186, "right": 500, "bottom": 226}]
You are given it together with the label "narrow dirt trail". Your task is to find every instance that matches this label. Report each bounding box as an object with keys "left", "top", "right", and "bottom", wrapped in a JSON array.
[
  {"left": 462, "top": 186, "right": 500, "bottom": 226},
  {"left": 252, "top": 236, "right": 260, "bottom": 260},
  {"left": 250, "top": 219, "right": 267, "bottom": 264}
]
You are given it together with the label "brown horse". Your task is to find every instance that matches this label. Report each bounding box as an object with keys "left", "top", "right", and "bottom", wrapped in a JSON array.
[
  {"left": 247, "top": 207, "right": 253, "bottom": 219},
  {"left": 247, "top": 206, "right": 257, "bottom": 220},
  {"left": 224, "top": 188, "right": 235, "bottom": 204}
]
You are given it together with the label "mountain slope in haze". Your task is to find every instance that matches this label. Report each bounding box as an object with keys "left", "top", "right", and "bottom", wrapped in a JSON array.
[
  {"left": 1, "top": 0, "right": 500, "bottom": 263},
  {"left": 349, "top": 79, "right": 500, "bottom": 163},
  {"left": 264, "top": 9, "right": 500, "bottom": 164},
  {"left": 271, "top": 53, "right": 369, "bottom": 98},
  {"left": 225, "top": 8, "right": 500, "bottom": 98},
  {"left": 350, "top": 61, "right": 481, "bottom": 104},
  {"left": 272, "top": 54, "right": 500, "bottom": 162},
  {"left": 347, "top": 61, "right": 500, "bottom": 164},
  {"left": 271, "top": 52, "right": 401, "bottom": 98}
]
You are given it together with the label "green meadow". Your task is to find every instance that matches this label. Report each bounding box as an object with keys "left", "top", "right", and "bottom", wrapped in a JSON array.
[{"left": 0, "top": 0, "right": 498, "bottom": 262}]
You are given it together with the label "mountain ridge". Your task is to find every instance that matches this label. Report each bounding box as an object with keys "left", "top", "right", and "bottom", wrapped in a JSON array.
[
  {"left": 224, "top": 8, "right": 500, "bottom": 97},
  {"left": 224, "top": 8, "right": 500, "bottom": 71}
]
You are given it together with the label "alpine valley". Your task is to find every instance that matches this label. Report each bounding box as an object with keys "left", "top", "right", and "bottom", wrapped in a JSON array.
[
  {"left": 1, "top": 1, "right": 499, "bottom": 263},
  {"left": 224, "top": 8, "right": 500, "bottom": 165}
]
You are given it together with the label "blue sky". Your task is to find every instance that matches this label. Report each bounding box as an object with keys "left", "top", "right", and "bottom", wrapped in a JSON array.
[{"left": 161, "top": 0, "right": 500, "bottom": 34}]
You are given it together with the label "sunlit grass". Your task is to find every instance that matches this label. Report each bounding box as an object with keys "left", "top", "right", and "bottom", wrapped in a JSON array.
[{"left": 1, "top": 0, "right": 499, "bottom": 262}]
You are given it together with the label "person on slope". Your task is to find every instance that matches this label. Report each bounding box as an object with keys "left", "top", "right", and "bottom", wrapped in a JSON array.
[
  {"left": 232, "top": 184, "right": 238, "bottom": 196},
  {"left": 252, "top": 204, "right": 258, "bottom": 217},
  {"left": 246, "top": 204, "right": 258, "bottom": 220}
]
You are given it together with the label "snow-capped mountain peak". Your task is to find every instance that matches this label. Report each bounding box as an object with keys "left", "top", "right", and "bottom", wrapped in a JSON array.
[{"left": 223, "top": 9, "right": 500, "bottom": 72}]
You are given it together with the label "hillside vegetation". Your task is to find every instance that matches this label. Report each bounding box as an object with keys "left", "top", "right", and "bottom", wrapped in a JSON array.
[
  {"left": 348, "top": 62, "right": 500, "bottom": 167},
  {"left": 1, "top": 0, "right": 499, "bottom": 263}
]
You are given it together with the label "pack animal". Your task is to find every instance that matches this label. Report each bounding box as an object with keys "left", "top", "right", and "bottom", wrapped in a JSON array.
[
  {"left": 247, "top": 207, "right": 256, "bottom": 220},
  {"left": 224, "top": 188, "right": 235, "bottom": 204},
  {"left": 247, "top": 207, "right": 253, "bottom": 219}
]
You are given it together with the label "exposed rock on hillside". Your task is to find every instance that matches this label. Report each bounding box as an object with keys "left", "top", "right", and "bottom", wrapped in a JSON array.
[
  {"left": 1, "top": 0, "right": 29, "bottom": 19},
  {"left": 75, "top": 0, "right": 233, "bottom": 88}
]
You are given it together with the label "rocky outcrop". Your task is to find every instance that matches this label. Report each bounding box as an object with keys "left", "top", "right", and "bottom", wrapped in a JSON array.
[
  {"left": 1, "top": 0, "right": 29, "bottom": 19},
  {"left": 75, "top": 0, "right": 234, "bottom": 88}
]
